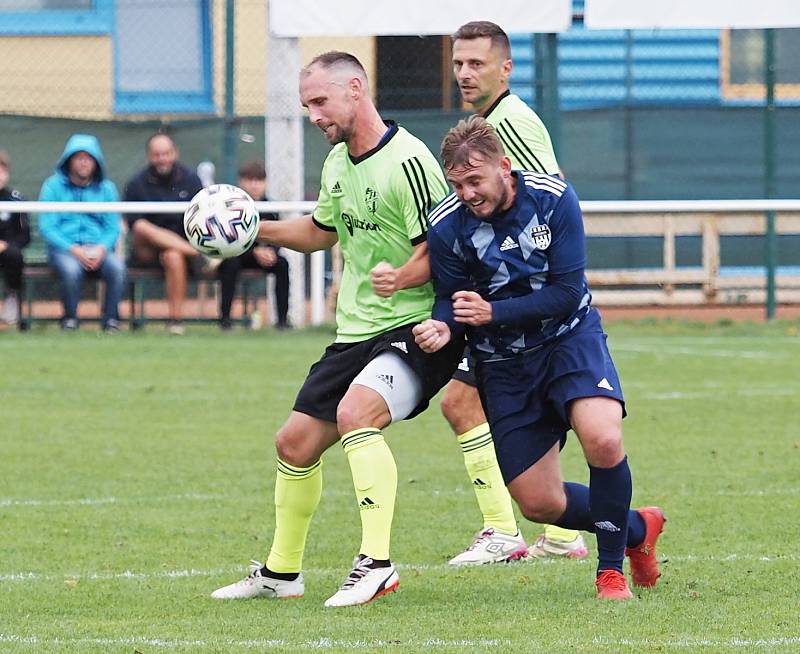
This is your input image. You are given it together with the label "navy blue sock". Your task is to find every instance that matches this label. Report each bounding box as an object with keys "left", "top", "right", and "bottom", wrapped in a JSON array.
[
  {"left": 589, "top": 456, "right": 633, "bottom": 574},
  {"left": 627, "top": 508, "right": 646, "bottom": 548},
  {"left": 554, "top": 482, "right": 594, "bottom": 531}
]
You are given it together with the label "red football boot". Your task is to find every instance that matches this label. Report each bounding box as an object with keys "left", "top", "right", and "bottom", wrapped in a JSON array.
[
  {"left": 595, "top": 569, "right": 634, "bottom": 600},
  {"left": 625, "top": 506, "right": 666, "bottom": 587}
]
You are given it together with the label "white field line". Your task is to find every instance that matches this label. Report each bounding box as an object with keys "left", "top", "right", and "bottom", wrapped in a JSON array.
[
  {"left": 0, "top": 489, "right": 374, "bottom": 509},
  {"left": 3, "top": 484, "right": 796, "bottom": 511},
  {"left": 619, "top": 336, "right": 800, "bottom": 346},
  {"left": 0, "top": 635, "right": 511, "bottom": 650},
  {"left": 589, "top": 636, "right": 800, "bottom": 649},
  {"left": 642, "top": 388, "right": 798, "bottom": 400},
  {"left": 613, "top": 344, "right": 778, "bottom": 359},
  {"left": 1, "top": 633, "right": 798, "bottom": 651},
  {"left": 1, "top": 553, "right": 798, "bottom": 583},
  {"left": 0, "top": 492, "right": 225, "bottom": 508},
  {"left": 715, "top": 488, "right": 800, "bottom": 496}
]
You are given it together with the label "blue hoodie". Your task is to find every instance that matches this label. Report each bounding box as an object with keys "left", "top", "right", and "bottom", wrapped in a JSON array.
[{"left": 38, "top": 134, "right": 121, "bottom": 252}]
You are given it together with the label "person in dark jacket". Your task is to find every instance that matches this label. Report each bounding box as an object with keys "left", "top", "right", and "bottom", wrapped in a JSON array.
[
  {"left": 0, "top": 150, "right": 30, "bottom": 325},
  {"left": 38, "top": 134, "right": 126, "bottom": 332},
  {"left": 217, "top": 161, "right": 290, "bottom": 330},
  {"left": 124, "top": 132, "right": 207, "bottom": 335}
]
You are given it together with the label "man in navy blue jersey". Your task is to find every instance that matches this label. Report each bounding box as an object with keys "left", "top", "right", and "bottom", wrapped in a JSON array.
[{"left": 413, "top": 115, "right": 666, "bottom": 599}]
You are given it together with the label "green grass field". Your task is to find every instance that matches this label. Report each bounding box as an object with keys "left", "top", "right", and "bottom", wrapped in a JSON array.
[{"left": 1, "top": 320, "right": 799, "bottom": 653}]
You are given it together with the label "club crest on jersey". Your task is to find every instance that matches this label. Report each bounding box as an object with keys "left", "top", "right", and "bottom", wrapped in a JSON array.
[
  {"left": 364, "top": 187, "right": 378, "bottom": 214},
  {"left": 530, "top": 224, "right": 551, "bottom": 249}
]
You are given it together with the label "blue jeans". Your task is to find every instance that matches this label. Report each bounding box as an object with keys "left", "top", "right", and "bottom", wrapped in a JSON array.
[{"left": 48, "top": 247, "right": 127, "bottom": 325}]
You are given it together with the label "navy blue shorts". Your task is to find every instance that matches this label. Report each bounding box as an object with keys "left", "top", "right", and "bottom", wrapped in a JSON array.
[{"left": 475, "top": 309, "right": 625, "bottom": 484}]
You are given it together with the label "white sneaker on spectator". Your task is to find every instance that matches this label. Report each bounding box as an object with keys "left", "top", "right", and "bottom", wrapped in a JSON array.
[
  {"left": 1, "top": 293, "right": 18, "bottom": 324},
  {"left": 166, "top": 320, "right": 186, "bottom": 336},
  {"left": 211, "top": 561, "right": 304, "bottom": 600},
  {"left": 528, "top": 533, "right": 589, "bottom": 559},
  {"left": 324, "top": 555, "right": 399, "bottom": 608},
  {"left": 448, "top": 527, "right": 528, "bottom": 566}
]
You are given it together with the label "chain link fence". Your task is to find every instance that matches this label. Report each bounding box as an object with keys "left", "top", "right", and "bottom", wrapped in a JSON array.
[
  {"left": 1, "top": 3, "right": 799, "bottom": 200},
  {"left": 2, "top": 2, "right": 800, "bottom": 316}
]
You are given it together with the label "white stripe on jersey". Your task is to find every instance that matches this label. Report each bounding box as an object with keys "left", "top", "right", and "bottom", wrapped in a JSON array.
[
  {"left": 428, "top": 193, "right": 461, "bottom": 227},
  {"left": 521, "top": 171, "right": 567, "bottom": 190},
  {"left": 521, "top": 172, "right": 566, "bottom": 197}
]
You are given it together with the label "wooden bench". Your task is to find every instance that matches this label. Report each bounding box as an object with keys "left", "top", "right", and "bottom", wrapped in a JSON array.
[{"left": 17, "top": 264, "right": 267, "bottom": 331}]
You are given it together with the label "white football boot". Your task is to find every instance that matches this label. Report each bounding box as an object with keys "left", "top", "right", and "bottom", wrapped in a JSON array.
[
  {"left": 324, "top": 555, "right": 399, "bottom": 608},
  {"left": 528, "top": 533, "right": 589, "bottom": 559},
  {"left": 448, "top": 527, "right": 529, "bottom": 566},
  {"left": 210, "top": 560, "right": 304, "bottom": 599}
]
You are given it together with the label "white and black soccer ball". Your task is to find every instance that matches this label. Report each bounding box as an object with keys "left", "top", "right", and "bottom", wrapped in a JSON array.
[{"left": 183, "top": 184, "right": 260, "bottom": 259}]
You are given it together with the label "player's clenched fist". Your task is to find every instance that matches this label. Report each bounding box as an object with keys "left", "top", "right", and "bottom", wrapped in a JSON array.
[
  {"left": 413, "top": 319, "right": 452, "bottom": 353},
  {"left": 452, "top": 290, "right": 492, "bottom": 326},
  {"left": 370, "top": 261, "right": 399, "bottom": 297}
]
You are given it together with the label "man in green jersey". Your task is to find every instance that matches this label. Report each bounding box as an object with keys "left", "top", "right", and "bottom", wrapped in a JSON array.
[
  {"left": 441, "top": 21, "right": 588, "bottom": 565},
  {"left": 211, "top": 52, "right": 462, "bottom": 608}
]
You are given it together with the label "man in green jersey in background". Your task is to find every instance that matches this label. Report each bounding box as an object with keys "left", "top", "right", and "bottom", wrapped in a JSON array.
[
  {"left": 442, "top": 21, "right": 589, "bottom": 565},
  {"left": 211, "top": 52, "right": 462, "bottom": 608}
]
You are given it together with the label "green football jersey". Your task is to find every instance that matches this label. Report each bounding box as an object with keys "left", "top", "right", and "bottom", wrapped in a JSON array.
[
  {"left": 314, "top": 122, "right": 449, "bottom": 342},
  {"left": 484, "top": 91, "right": 560, "bottom": 174}
]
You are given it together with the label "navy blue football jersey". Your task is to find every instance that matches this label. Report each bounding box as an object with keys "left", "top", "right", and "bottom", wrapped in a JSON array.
[{"left": 427, "top": 171, "right": 592, "bottom": 361}]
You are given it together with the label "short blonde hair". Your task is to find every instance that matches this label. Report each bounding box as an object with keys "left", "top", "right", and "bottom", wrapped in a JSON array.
[{"left": 440, "top": 116, "right": 505, "bottom": 171}]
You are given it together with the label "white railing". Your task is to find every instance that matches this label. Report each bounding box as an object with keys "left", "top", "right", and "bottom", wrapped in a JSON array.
[{"left": 3, "top": 199, "right": 800, "bottom": 321}]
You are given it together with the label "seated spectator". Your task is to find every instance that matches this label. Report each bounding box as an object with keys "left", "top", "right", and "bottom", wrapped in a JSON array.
[
  {"left": 124, "top": 132, "right": 211, "bottom": 335},
  {"left": 0, "top": 150, "right": 30, "bottom": 325},
  {"left": 218, "top": 161, "right": 290, "bottom": 330},
  {"left": 38, "top": 134, "right": 126, "bottom": 332}
]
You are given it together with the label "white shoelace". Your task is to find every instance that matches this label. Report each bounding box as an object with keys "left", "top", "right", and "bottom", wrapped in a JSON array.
[
  {"left": 338, "top": 557, "right": 374, "bottom": 590},
  {"left": 467, "top": 528, "right": 495, "bottom": 551}
]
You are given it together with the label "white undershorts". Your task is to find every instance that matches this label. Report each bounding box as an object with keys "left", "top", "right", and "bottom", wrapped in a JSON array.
[{"left": 351, "top": 352, "right": 423, "bottom": 423}]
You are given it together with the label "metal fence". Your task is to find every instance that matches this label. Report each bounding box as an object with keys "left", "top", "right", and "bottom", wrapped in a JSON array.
[
  {"left": 4, "top": 199, "right": 799, "bottom": 324},
  {"left": 2, "top": 3, "right": 800, "bottom": 315},
  {"left": 2, "top": 3, "right": 800, "bottom": 200}
]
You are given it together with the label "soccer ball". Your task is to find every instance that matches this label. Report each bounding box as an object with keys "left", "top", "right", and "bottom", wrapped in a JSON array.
[{"left": 183, "top": 184, "right": 260, "bottom": 259}]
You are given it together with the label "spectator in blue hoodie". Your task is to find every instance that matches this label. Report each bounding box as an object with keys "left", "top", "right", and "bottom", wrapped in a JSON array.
[{"left": 38, "top": 134, "right": 126, "bottom": 332}]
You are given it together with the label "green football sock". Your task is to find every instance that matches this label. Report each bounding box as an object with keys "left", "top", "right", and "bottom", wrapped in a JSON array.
[
  {"left": 543, "top": 524, "right": 582, "bottom": 543},
  {"left": 342, "top": 428, "right": 397, "bottom": 561},
  {"left": 266, "top": 458, "right": 322, "bottom": 573},
  {"left": 458, "top": 423, "right": 518, "bottom": 535}
]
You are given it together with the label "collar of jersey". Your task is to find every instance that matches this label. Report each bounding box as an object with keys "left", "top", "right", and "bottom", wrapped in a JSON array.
[
  {"left": 481, "top": 90, "right": 510, "bottom": 120},
  {"left": 348, "top": 120, "right": 398, "bottom": 165}
]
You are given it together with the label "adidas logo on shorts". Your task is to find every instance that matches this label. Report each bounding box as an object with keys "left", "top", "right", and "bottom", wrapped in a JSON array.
[{"left": 391, "top": 341, "right": 408, "bottom": 354}]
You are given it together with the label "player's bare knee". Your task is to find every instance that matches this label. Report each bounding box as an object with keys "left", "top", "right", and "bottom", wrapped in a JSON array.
[
  {"left": 583, "top": 433, "right": 625, "bottom": 468},
  {"left": 517, "top": 498, "right": 559, "bottom": 524},
  {"left": 335, "top": 400, "right": 369, "bottom": 435},
  {"left": 275, "top": 427, "right": 314, "bottom": 467}
]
